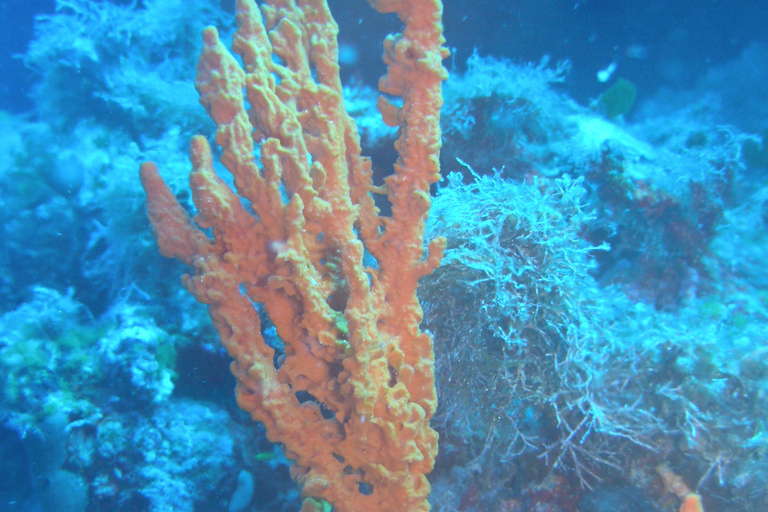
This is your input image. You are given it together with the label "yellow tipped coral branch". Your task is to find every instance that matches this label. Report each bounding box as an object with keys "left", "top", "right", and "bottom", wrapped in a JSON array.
[{"left": 139, "top": 1, "right": 447, "bottom": 511}]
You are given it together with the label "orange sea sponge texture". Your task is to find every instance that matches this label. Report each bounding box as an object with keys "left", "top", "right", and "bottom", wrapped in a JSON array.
[
  {"left": 139, "top": 1, "right": 448, "bottom": 511},
  {"left": 656, "top": 464, "right": 705, "bottom": 512}
]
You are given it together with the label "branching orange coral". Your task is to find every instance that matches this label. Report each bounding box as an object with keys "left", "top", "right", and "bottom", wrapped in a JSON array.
[{"left": 139, "top": 1, "right": 448, "bottom": 511}]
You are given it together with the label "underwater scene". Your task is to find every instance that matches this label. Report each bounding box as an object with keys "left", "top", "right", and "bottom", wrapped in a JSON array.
[{"left": 0, "top": 1, "right": 767, "bottom": 511}]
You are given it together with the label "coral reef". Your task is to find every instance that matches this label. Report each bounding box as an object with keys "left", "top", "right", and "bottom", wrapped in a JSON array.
[
  {"left": 0, "top": 2, "right": 766, "bottom": 512},
  {"left": 421, "top": 58, "right": 767, "bottom": 512}
]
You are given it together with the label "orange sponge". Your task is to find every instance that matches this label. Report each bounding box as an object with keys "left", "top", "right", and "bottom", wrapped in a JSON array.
[{"left": 680, "top": 493, "right": 703, "bottom": 512}]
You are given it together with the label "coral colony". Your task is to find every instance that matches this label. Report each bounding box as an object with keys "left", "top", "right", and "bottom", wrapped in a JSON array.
[{"left": 141, "top": 1, "right": 447, "bottom": 511}]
